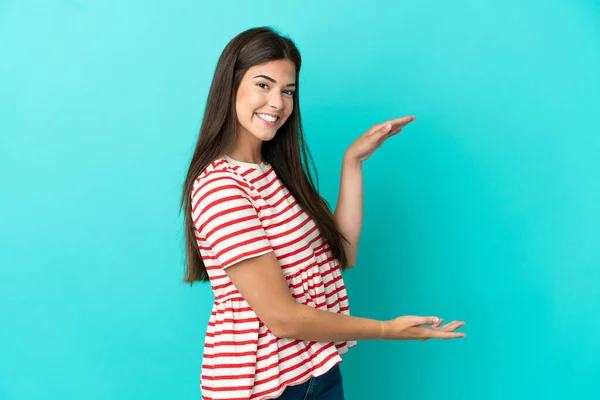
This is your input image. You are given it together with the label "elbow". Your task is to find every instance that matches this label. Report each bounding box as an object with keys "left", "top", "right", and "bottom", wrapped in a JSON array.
[
  {"left": 270, "top": 322, "right": 294, "bottom": 339},
  {"left": 264, "top": 304, "right": 299, "bottom": 339},
  {"left": 344, "top": 247, "right": 357, "bottom": 270},
  {"left": 346, "top": 255, "right": 357, "bottom": 269}
]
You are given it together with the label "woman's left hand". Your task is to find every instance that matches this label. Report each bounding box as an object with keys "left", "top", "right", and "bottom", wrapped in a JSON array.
[{"left": 345, "top": 115, "right": 416, "bottom": 163}]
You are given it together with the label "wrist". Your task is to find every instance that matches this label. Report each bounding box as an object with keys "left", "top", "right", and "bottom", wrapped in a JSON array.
[
  {"left": 379, "top": 321, "right": 388, "bottom": 340},
  {"left": 343, "top": 153, "right": 362, "bottom": 169}
]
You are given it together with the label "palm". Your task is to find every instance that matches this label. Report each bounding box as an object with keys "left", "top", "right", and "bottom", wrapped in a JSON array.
[
  {"left": 419, "top": 319, "right": 466, "bottom": 341},
  {"left": 346, "top": 116, "right": 416, "bottom": 162}
]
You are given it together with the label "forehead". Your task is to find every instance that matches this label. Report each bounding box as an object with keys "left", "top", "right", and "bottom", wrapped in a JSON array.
[{"left": 245, "top": 59, "right": 296, "bottom": 81}]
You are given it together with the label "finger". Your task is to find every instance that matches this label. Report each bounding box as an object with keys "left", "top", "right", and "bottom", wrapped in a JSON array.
[
  {"left": 377, "top": 116, "right": 415, "bottom": 135},
  {"left": 439, "top": 321, "right": 466, "bottom": 332},
  {"left": 368, "top": 123, "right": 392, "bottom": 137},
  {"left": 388, "top": 115, "right": 416, "bottom": 128},
  {"left": 413, "top": 316, "right": 441, "bottom": 326},
  {"left": 366, "top": 122, "right": 390, "bottom": 136},
  {"left": 374, "top": 129, "right": 393, "bottom": 147},
  {"left": 384, "top": 116, "right": 415, "bottom": 136},
  {"left": 368, "top": 115, "right": 415, "bottom": 136},
  {"left": 371, "top": 126, "right": 396, "bottom": 147},
  {"left": 432, "top": 318, "right": 444, "bottom": 328},
  {"left": 440, "top": 321, "right": 465, "bottom": 329},
  {"left": 402, "top": 325, "right": 466, "bottom": 341},
  {"left": 388, "top": 127, "right": 403, "bottom": 137},
  {"left": 432, "top": 330, "right": 467, "bottom": 340}
]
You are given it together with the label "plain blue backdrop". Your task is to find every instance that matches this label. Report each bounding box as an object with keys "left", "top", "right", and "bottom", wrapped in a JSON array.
[{"left": 1, "top": 1, "right": 599, "bottom": 399}]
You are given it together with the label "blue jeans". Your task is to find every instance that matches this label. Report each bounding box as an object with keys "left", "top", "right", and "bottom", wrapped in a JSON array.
[{"left": 276, "top": 365, "right": 344, "bottom": 400}]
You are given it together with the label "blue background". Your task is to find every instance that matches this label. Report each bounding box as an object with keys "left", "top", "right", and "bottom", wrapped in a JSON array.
[{"left": 1, "top": 0, "right": 599, "bottom": 399}]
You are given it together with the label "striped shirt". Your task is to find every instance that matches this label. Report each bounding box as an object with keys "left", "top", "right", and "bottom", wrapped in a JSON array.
[{"left": 191, "top": 154, "right": 356, "bottom": 400}]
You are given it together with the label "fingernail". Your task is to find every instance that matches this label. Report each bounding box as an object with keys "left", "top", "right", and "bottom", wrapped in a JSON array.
[
  {"left": 385, "top": 124, "right": 391, "bottom": 130},
  {"left": 433, "top": 317, "right": 440, "bottom": 323}
]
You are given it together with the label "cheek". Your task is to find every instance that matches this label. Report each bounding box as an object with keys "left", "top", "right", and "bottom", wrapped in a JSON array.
[
  {"left": 236, "top": 87, "right": 262, "bottom": 117},
  {"left": 284, "top": 99, "right": 294, "bottom": 119},
  {"left": 244, "top": 92, "right": 265, "bottom": 112}
]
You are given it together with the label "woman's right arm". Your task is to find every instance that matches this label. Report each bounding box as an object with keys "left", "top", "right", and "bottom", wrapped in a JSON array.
[{"left": 224, "top": 252, "right": 466, "bottom": 342}]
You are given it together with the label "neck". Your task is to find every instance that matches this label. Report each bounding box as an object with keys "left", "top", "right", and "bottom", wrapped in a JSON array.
[{"left": 227, "top": 128, "right": 263, "bottom": 164}]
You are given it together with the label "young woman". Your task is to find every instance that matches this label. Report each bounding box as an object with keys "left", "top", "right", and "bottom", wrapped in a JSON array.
[{"left": 180, "top": 27, "right": 466, "bottom": 400}]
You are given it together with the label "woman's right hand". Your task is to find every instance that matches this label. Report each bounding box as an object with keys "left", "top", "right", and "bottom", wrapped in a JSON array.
[{"left": 381, "top": 316, "right": 467, "bottom": 341}]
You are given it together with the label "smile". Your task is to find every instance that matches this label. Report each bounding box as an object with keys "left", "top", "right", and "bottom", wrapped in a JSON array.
[
  {"left": 256, "top": 113, "right": 279, "bottom": 123},
  {"left": 255, "top": 113, "right": 279, "bottom": 127}
]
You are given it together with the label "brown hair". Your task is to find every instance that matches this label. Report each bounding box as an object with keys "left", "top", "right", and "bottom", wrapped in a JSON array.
[{"left": 180, "top": 26, "right": 348, "bottom": 283}]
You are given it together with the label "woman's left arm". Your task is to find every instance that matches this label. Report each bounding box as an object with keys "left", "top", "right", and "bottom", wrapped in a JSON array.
[
  {"left": 333, "top": 155, "right": 363, "bottom": 268},
  {"left": 333, "top": 115, "right": 417, "bottom": 269}
]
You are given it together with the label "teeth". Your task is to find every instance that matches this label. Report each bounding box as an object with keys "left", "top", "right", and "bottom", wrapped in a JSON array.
[{"left": 257, "top": 113, "right": 278, "bottom": 122}]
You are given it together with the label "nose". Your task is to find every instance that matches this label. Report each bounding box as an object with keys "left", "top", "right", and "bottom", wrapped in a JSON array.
[{"left": 268, "top": 91, "right": 284, "bottom": 110}]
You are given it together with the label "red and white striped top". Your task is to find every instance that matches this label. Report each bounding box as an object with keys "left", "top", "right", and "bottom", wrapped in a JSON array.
[{"left": 191, "top": 154, "right": 356, "bottom": 400}]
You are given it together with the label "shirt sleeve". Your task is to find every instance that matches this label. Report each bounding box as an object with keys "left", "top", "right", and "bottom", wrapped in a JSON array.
[{"left": 191, "top": 171, "right": 273, "bottom": 269}]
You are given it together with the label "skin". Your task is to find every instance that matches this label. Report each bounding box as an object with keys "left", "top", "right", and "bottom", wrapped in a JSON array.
[
  {"left": 223, "top": 59, "right": 466, "bottom": 341},
  {"left": 226, "top": 59, "right": 296, "bottom": 164},
  {"left": 335, "top": 116, "right": 419, "bottom": 267}
]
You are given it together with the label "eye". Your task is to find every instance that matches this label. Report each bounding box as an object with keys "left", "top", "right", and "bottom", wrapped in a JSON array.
[
  {"left": 257, "top": 83, "right": 269, "bottom": 89},
  {"left": 283, "top": 90, "right": 295, "bottom": 96}
]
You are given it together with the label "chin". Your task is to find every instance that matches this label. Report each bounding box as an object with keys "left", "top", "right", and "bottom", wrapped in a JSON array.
[
  {"left": 253, "top": 131, "right": 277, "bottom": 142},
  {"left": 251, "top": 124, "right": 280, "bottom": 141}
]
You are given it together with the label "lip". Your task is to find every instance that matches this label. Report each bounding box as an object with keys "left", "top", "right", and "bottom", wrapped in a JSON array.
[
  {"left": 255, "top": 112, "right": 280, "bottom": 118},
  {"left": 255, "top": 113, "right": 278, "bottom": 127}
]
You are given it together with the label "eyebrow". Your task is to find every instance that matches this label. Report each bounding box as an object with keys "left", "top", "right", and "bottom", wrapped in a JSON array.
[{"left": 253, "top": 74, "right": 296, "bottom": 87}]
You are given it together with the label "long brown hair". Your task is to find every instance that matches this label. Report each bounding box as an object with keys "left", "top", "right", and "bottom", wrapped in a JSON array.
[{"left": 180, "top": 26, "right": 349, "bottom": 283}]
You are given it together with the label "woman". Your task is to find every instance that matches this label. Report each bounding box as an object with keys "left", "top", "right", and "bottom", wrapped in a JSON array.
[{"left": 180, "top": 26, "right": 466, "bottom": 400}]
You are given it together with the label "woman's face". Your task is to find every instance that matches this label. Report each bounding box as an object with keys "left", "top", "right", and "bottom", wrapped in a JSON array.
[{"left": 235, "top": 59, "right": 296, "bottom": 143}]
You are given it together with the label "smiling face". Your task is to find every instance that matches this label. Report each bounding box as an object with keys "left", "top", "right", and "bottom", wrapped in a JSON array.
[{"left": 234, "top": 59, "right": 296, "bottom": 145}]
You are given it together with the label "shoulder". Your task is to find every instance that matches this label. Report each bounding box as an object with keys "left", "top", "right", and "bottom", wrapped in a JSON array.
[
  {"left": 190, "top": 159, "right": 266, "bottom": 236},
  {"left": 191, "top": 159, "right": 256, "bottom": 213},
  {"left": 192, "top": 160, "right": 252, "bottom": 196}
]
